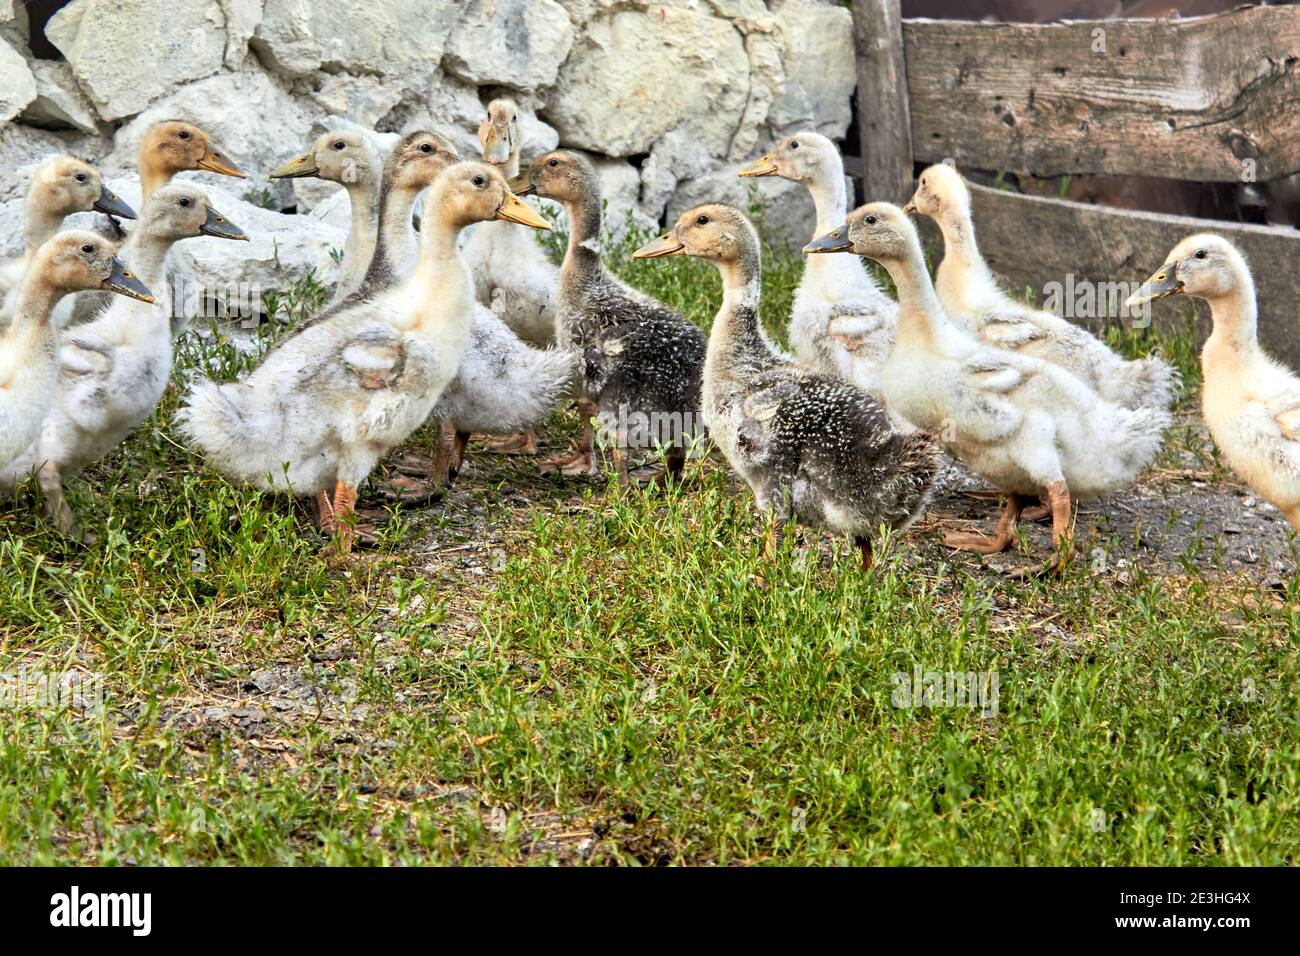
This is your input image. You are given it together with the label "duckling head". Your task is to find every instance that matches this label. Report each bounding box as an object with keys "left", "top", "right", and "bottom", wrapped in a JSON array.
[
  {"left": 33, "top": 231, "right": 155, "bottom": 303},
  {"left": 270, "top": 130, "right": 379, "bottom": 186},
  {"left": 426, "top": 162, "right": 551, "bottom": 232},
  {"left": 140, "top": 185, "right": 247, "bottom": 243},
  {"left": 805, "top": 202, "right": 914, "bottom": 262},
  {"left": 142, "top": 121, "right": 245, "bottom": 179},
  {"left": 904, "top": 162, "right": 970, "bottom": 221},
  {"left": 737, "top": 131, "right": 837, "bottom": 183},
  {"left": 511, "top": 150, "right": 594, "bottom": 205},
  {"left": 1126, "top": 234, "right": 1249, "bottom": 307},
  {"left": 478, "top": 98, "right": 519, "bottom": 166},
  {"left": 632, "top": 204, "right": 756, "bottom": 269},
  {"left": 386, "top": 130, "right": 461, "bottom": 193},
  {"left": 31, "top": 156, "right": 137, "bottom": 220}
]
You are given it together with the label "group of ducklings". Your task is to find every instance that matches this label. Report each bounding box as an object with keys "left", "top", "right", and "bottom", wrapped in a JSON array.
[{"left": 1, "top": 105, "right": 1297, "bottom": 572}]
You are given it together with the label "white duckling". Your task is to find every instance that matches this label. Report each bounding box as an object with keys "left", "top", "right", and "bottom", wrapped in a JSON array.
[
  {"left": 738, "top": 132, "right": 897, "bottom": 399},
  {"left": 270, "top": 130, "right": 383, "bottom": 305},
  {"left": 350, "top": 131, "right": 576, "bottom": 488},
  {"left": 807, "top": 204, "right": 1170, "bottom": 560},
  {"left": 0, "top": 156, "right": 137, "bottom": 325},
  {"left": 635, "top": 204, "right": 939, "bottom": 570},
  {"left": 907, "top": 162, "right": 1176, "bottom": 412},
  {"left": 178, "top": 163, "right": 552, "bottom": 552},
  {"left": 1, "top": 231, "right": 154, "bottom": 472},
  {"left": 1128, "top": 236, "right": 1300, "bottom": 532},
  {"left": 461, "top": 98, "right": 559, "bottom": 349},
  {"left": 1, "top": 187, "right": 246, "bottom": 543}
]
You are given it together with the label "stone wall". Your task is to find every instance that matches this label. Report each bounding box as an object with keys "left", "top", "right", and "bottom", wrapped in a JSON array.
[{"left": 0, "top": 0, "right": 856, "bottom": 298}]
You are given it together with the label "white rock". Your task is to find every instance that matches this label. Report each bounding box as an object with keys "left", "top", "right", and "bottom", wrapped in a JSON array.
[
  {"left": 252, "top": 0, "right": 456, "bottom": 79},
  {"left": 382, "top": 72, "right": 489, "bottom": 160},
  {"left": 590, "top": 155, "right": 653, "bottom": 239},
  {"left": 21, "top": 61, "right": 100, "bottom": 134},
  {"left": 640, "top": 128, "right": 716, "bottom": 221},
  {"left": 218, "top": 0, "right": 263, "bottom": 69},
  {"left": 0, "top": 34, "right": 36, "bottom": 123},
  {"left": 545, "top": 6, "right": 749, "bottom": 159},
  {"left": 2, "top": 0, "right": 14, "bottom": 22},
  {"left": 445, "top": 0, "right": 574, "bottom": 90},
  {"left": 730, "top": 30, "right": 784, "bottom": 162},
  {"left": 768, "top": 0, "right": 856, "bottom": 138},
  {"left": 309, "top": 73, "right": 405, "bottom": 129},
  {"left": 46, "top": 0, "right": 228, "bottom": 121},
  {"left": 104, "top": 66, "right": 313, "bottom": 197}
]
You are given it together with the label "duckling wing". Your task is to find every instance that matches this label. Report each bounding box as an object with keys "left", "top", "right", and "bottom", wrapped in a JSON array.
[
  {"left": 339, "top": 326, "right": 406, "bottom": 391},
  {"left": 952, "top": 352, "right": 1026, "bottom": 441},
  {"left": 974, "top": 308, "right": 1046, "bottom": 348},
  {"left": 55, "top": 336, "right": 117, "bottom": 433}
]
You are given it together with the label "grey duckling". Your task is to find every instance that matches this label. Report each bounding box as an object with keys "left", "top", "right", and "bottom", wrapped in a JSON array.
[
  {"left": 635, "top": 204, "right": 940, "bottom": 570},
  {"left": 512, "top": 150, "right": 707, "bottom": 484}
]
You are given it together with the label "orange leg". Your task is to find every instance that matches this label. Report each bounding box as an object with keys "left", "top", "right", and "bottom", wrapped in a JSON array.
[
  {"left": 315, "top": 490, "right": 337, "bottom": 533},
  {"left": 943, "top": 494, "right": 1024, "bottom": 554},
  {"left": 854, "top": 535, "right": 874, "bottom": 573},
  {"left": 539, "top": 398, "right": 597, "bottom": 475},
  {"left": 448, "top": 430, "right": 470, "bottom": 482},
  {"left": 331, "top": 481, "right": 360, "bottom": 554},
  {"left": 1045, "top": 479, "right": 1075, "bottom": 565},
  {"left": 483, "top": 431, "right": 539, "bottom": 455}
]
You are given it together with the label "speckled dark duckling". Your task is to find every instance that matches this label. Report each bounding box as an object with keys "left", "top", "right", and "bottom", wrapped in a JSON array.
[
  {"left": 634, "top": 204, "right": 940, "bottom": 570},
  {"left": 512, "top": 150, "right": 707, "bottom": 483}
]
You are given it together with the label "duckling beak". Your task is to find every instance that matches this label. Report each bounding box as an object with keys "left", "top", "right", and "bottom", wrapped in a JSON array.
[
  {"left": 483, "top": 125, "right": 512, "bottom": 165},
  {"left": 901, "top": 200, "right": 918, "bottom": 216},
  {"left": 197, "top": 144, "right": 245, "bottom": 178},
  {"left": 803, "top": 225, "right": 853, "bottom": 255},
  {"left": 269, "top": 152, "right": 318, "bottom": 179},
  {"left": 94, "top": 186, "right": 137, "bottom": 220},
  {"left": 632, "top": 233, "right": 686, "bottom": 259},
  {"left": 1125, "top": 261, "right": 1183, "bottom": 308},
  {"left": 495, "top": 191, "right": 551, "bottom": 230},
  {"left": 738, "top": 152, "right": 778, "bottom": 178},
  {"left": 102, "top": 257, "right": 155, "bottom": 303},
  {"left": 508, "top": 173, "right": 535, "bottom": 196},
  {"left": 200, "top": 205, "right": 248, "bottom": 241}
]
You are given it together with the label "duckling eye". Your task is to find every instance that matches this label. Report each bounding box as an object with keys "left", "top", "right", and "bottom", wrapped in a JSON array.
[
  {"left": 547, "top": 159, "right": 558, "bottom": 168},
  {"left": 865, "top": 215, "right": 878, "bottom": 225},
  {"left": 178, "top": 130, "right": 190, "bottom": 140},
  {"left": 1194, "top": 249, "right": 1207, "bottom": 260},
  {"left": 75, "top": 172, "right": 87, "bottom": 183},
  {"left": 179, "top": 197, "right": 191, "bottom": 207},
  {"left": 81, "top": 243, "right": 94, "bottom": 254},
  {"left": 790, "top": 141, "right": 799, "bottom": 150},
  {"left": 472, "top": 174, "right": 486, "bottom": 187},
  {"left": 696, "top": 215, "right": 709, "bottom": 226},
  {"left": 419, "top": 143, "right": 433, "bottom": 153},
  {"left": 333, "top": 141, "right": 346, "bottom": 151}
]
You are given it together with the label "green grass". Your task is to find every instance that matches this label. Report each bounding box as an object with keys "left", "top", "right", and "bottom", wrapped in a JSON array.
[{"left": 1, "top": 204, "right": 1297, "bottom": 866}]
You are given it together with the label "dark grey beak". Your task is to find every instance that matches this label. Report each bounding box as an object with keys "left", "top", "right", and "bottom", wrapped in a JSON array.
[
  {"left": 94, "top": 185, "right": 137, "bottom": 220},
  {"left": 1124, "top": 261, "right": 1183, "bottom": 309},
  {"left": 200, "top": 205, "right": 248, "bottom": 241},
  {"left": 101, "top": 257, "right": 155, "bottom": 303},
  {"left": 803, "top": 225, "right": 853, "bottom": 255}
]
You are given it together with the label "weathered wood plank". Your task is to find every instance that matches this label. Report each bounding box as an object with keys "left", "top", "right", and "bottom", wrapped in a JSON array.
[
  {"left": 852, "top": 0, "right": 914, "bottom": 204},
  {"left": 903, "top": 6, "right": 1300, "bottom": 182},
  {"left": 951, "top": 183, "right": 1300, "bottom": 366}
]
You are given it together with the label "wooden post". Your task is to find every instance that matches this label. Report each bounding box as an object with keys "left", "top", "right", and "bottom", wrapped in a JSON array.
[{"left": 852, "top": 0, "right": 914, "bottom": 204}]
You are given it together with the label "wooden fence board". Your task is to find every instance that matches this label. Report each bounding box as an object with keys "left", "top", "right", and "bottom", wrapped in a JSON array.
[
  {"left": 953, "top": 183, "right": 1300, "bottom": 366},
  {"left": 853, "top": 0, "right": 915, "bottom": 203},
  {"left": 902, "top": 6, "right": 1300, "bottom": 182}
]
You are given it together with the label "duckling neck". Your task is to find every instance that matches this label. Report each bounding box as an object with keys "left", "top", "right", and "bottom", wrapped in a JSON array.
[
  {"left": 338, "top": 177, "right": 380, "bottom": 295},
  {"left": 561, "top": 192, "right": 603, "bottom": 282},
  {"left": 802, "top": 166, "right": 856, "bottom": 287},
  {"left": 709, "top": 245, "right": 769, "bottom": 366},
  {"left": 1202, "top": 277, "right": 1260, "bottom": 359},
  {"left": 934, "top": 205, "right": 995, "bottom": 309},
  {"left": 23, "top": 194, "right": 65, "bottom": 260},
  {"left": 372, "top": 179, "right": 421, "bottom": 284},
  {"left": 877, "top": 238, "right": 947, "bottom": 346},
  {"left": 140, "top": 160, "right": 173, "bottom": 207},
  {"left": 3, "top": 273, "right": 61, "bottom": 347}
]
